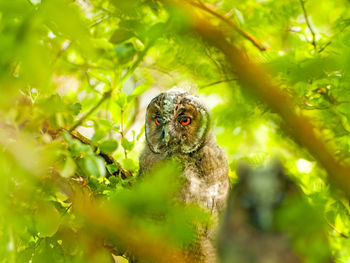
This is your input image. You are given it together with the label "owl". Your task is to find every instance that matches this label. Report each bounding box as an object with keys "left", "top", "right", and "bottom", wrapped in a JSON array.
[
  {"left": 139, "top": 89, "right": 231, "bottom": 262},
  {"left": 217, "top": 161, "right": 331, "bottom": 263}
]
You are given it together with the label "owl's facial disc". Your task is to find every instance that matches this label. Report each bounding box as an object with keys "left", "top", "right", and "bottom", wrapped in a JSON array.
[{"left": 145, "top": 91, "right": 210, "bottom": 155}]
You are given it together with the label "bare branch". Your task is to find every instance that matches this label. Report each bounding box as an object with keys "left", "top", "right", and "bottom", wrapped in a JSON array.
[
  {"left": 187, "top": 0, "right": 268, "bottom": 51},
  {"left": 325, "top": 219, "right": 349, "bottom": 239},
  {"left": 199, "top": 78, "right": 237, "bottom": 89},
  {"left": 299, "top": 0, "right": 317, "bottom": 51},
  {"left": 318, "top": 41, "right": 332, "bottom": 53}
]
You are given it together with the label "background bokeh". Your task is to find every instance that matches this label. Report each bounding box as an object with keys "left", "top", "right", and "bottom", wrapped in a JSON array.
[{"left": 1, "top": 0, "right": 350, "bottom": 262}]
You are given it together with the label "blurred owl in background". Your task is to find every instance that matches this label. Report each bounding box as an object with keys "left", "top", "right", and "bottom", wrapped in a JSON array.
[
  {"left": 139, "top": 89, "right": 231, "bottom": 262},
  {"left": 217, "top": 160, "right": 331, "bottom": 263}
]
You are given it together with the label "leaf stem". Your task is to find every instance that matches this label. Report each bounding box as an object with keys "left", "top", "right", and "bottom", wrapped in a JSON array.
[{"left": 120, "top": 107, "right": 128, "bottom": 159}]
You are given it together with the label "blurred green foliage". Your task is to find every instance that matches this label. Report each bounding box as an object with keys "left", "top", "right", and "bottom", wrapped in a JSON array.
[{"left": 1, "top": 0, "right": 350, "bottom": 262}]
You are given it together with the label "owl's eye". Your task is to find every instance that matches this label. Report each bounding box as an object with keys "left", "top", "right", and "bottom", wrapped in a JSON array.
[
  {"left": 179, "top": 116, "right": 191, "bottom": 126},
  {"left": 155, "top": 116, "right": 162, "bottom": 126}
]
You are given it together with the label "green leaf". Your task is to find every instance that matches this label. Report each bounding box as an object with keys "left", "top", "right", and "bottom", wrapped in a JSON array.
[
  {"left": 106, "top": 163, "right": 119, "bottom": 175},
  {"left": 60, "top": 156, "right": 76, "bottom": 178},
  {"left": 34, "top": 203, "right": 61, "bottom": 238},
  {"left": 115, "top": 93, "right": 128, "bottom": 108},
  {"left": 81, "top": 155, "right": 106, "bottom": 178},
  {"left": 91, "top": 129, "right": 107, "bottom": 145},
  {"left": 99, "top": 139, "right": 118, "bottom": 154},
  {"left": 121, "top": 137, "right": 135, "bottom": 151},
  {"left": 122, "top": 158, "right": 138, "bottom": 172},
  {"left": 137, "top": 127, "right": 145, "bottom": 141},
  {"left": 114, "top": 43, "right": 136, "bottom": 64},
  {"left": 97, "top": 119, "right": 114, "bottom": 130},
  {"left": 127, "top": 84, "right": 149, "bottom": 102},
  {"left": 110, "top": 28, "right": 135, "bottom": 44},
  {"left": 62, "top": 132, "right": 93, "bottom": 157},
  {"left": 69, "top": 102, "right": 82, "bottom": 116}
]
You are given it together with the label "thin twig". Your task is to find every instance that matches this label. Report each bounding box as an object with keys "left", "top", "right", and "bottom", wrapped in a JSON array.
[
  {"left": 203, "top": 44, "right": 226, "bottom": 79},
  {"left": 187, "top": 0, "right": 268, "bottom": 51},
  {"left": 142, "top": 64, "right": 175, "bottom": 78},
  {"left": 68, "top": 91, "right": 112, "bottom": 132},
  {"left": 51, "top": 40, "right": 72, "bottom": 66},
  {"left": 318, "top": 41, "right": 332, "bottom": 53},
  {"left": 199, "top": 78, "right": 237, "bottom": 89},
  {"left": 120, "top": 107, "right": 128, "bottom": 159},
  {"left": 299, "top": 0, "right": 317, "bottom": 51},
  {"left": 326, "top": 221, "right": 349, "bottom": 239}
]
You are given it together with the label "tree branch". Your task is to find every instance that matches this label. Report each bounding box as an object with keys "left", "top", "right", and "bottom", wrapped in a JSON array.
[
  {"left": 70, "top": 130, "right": 133, "bottom": 179},
  {"left": 187, "top": 0, "right": 268, "bottom": 51},
  {"left": 299, "top": 0, "right": 317, "bottom": 51},
  {"left": 199, "top": 78, "right": 237, "bottom": 89},
  {"left": 49, "top": 170, "right": 195, "bottom": 263},
  {"left": 166, "top": 0, "right": 350, "bottom": 200},
  {"left": 326, "top": 220, "right": 349, "bottom": 239},
  {"left": 68, "top": 91, "right": 112, "bottom": 133}
]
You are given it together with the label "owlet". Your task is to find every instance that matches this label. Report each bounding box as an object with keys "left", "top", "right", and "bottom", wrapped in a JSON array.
[{"left": 139, "top": 89, "right": 230, "bottom": 262}]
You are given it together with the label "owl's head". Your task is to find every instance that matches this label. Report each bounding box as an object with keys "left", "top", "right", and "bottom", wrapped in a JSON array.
[{"left": 145, "top": 89, "right": 210, "bottom": 155}]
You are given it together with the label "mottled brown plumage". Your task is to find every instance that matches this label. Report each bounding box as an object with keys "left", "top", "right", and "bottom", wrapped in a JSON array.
[{"left": 139, "top": 89, "right": 230, "bottom": 262}]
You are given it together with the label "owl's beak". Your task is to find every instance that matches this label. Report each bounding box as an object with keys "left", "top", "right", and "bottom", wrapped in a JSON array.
[{"left": 162, "top": 124, "right": 170, "bottom": 146}]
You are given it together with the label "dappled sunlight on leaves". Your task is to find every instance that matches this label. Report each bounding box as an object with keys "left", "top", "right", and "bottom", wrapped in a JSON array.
[{"left": 1, "top": 0, "right": 350, "bottom": 262}]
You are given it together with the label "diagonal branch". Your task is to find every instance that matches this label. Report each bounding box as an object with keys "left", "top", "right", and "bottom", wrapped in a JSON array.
[
  {"left": 48, "top": 170, "right": 195, "bottom": 263},
  {"left": 69, "top": 130, "right": 133, "bottom": 179},
  {"left": 68, "top": 90, "right": 112, "bottom": 133},
  {"left": 166, "top": 0, "right": 350, "bottom": 200},
  {"left": 199, "top": 78, "right": 237, "bottom": 89},
  {"left": 325, "top": 220, "right": 349, "bottom": 239},
  {"left": 187, "top": 0, "right": 268, "bottom": 51}
]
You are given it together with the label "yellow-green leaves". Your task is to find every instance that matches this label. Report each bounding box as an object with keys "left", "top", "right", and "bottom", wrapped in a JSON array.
[
  {"left": 99, "top": 139, "right": 118, "bottom": 154},
  {"left": 34, "top": 203, "right": 61, "bottom": 238},
  {"left": 60, "top": 156, "right": 76, "bottom": 178},
  {"left": 81, "top": 154, "right": 106, "bottom": 178},
  {"left": 121, "top": 137, "right": 135, "bottom": 151},
  {"left": 2, "top": 0, "right": 350, "bottom": 262},
  {"left": 62, "top": 132, "right": 106, "bottom": 178}
]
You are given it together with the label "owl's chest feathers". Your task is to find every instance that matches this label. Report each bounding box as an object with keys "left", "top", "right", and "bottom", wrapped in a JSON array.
[
  {"left": 140, "top": 136, "right": 230, "bottom": 212},
  {"left": 177, "top": 143, "right": 230, "bottom": 213}
]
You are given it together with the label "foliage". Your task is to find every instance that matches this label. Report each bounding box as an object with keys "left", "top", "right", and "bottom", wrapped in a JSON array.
[{"left": 1, "top": 0, "right": 350, "bottom": 262}]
